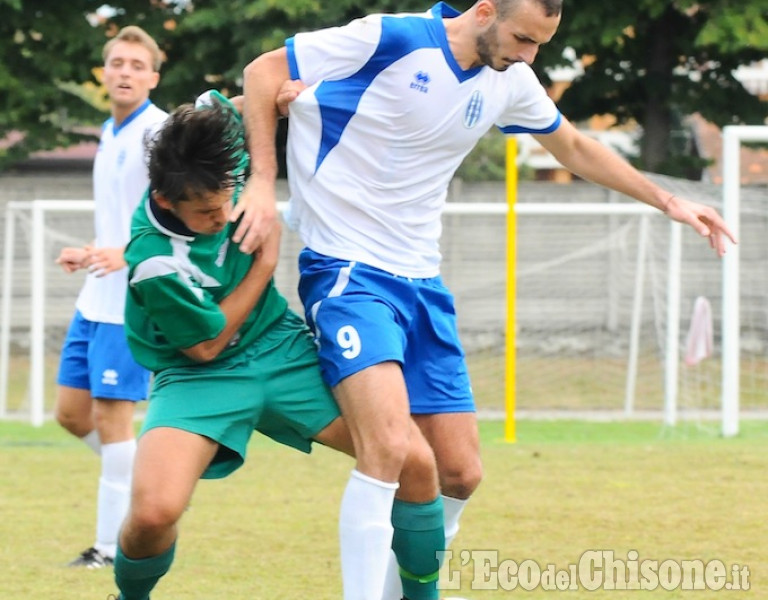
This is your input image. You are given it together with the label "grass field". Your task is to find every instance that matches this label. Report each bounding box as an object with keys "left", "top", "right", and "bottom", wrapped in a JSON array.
[{"left": 1, "top": 418, "right": 766, "bottom": 599}]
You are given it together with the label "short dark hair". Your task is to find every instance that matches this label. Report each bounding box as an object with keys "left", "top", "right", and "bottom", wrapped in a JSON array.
[
  {"left": 495, "top": 0, "right": 563, "bottom": 18},
  {"left": 147, "top": 101, "right": 246, "bottom": 203}
]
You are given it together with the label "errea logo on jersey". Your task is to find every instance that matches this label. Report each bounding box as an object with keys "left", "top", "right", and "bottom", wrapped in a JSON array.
[
  {"left": 464, "top": 90, "right": 483, "bottom": 129},
  {"left": 410, "top": 71, "right": 431, "bottom": 93}
]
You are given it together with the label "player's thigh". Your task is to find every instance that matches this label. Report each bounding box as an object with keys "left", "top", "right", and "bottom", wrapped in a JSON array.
[
  {"left": 131, "top": 426, "right": 218, "bottom": 519},
  {"left": 313, "top": 416, "right": 355, "bottom": 456},
  {"left": 413, "top": 412, "right": 482, "bottom": 499},
  {"left": 334, "top": 362, "right": 411, "bottom": 448}
]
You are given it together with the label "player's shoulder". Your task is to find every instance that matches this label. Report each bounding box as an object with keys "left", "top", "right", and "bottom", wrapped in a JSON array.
[{"left": 142, "top": 102, "right": 170, "bottom": 125}]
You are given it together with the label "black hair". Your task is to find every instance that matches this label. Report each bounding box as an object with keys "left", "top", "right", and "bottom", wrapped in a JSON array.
[{"left": 147, "top": 100, "right": 246, "bottom": 203}]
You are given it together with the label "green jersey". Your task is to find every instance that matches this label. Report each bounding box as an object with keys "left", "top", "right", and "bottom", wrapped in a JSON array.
[{"left": 124, "top": 97, "right": 287, "bottom": 372}]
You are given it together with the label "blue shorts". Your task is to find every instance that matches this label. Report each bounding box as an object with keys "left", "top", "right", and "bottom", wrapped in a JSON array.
[
  {"left": 298, "top": 249, "right": 475, "bottom": 414},
  {"left": 57, "top": 310, "right": 150, "bottom": 401}
]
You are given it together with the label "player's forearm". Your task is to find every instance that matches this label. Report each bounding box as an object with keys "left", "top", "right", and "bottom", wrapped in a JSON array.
[
  {"left": 563, "top": 135, "right": 670, "bottom": 210},
  {"left": 181, "top": 254, "right": 278, "bottom": 363},
  {"left": 537, "top": 122, "right": 671, "bottom": 212}
]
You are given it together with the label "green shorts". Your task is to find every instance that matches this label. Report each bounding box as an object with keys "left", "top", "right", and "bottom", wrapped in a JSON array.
[{"left": 140, "top": 309, "right": 340, "bottom": 479}]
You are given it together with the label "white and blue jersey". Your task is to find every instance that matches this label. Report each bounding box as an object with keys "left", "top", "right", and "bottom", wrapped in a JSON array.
[
  {"left": 285, "top": 2, "right": 561, "bottom": 278},
  {"left": 75, "top": 100, "right": 168, "bottom": 324}
]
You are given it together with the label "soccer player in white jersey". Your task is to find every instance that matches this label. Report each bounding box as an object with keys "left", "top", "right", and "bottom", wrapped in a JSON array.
[
  {"left": 54, "top": 25, "right": 168, "bottom": 569},
  {"left": 236, "top": 1, "right": 737, "bottom": 598}
]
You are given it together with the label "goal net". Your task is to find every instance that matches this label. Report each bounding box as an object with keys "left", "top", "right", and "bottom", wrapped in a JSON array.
[{"left": 1, "top": 176, "right": 766, "bottom": 430}]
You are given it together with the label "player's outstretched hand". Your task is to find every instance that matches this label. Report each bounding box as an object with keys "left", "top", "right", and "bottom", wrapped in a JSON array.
[
  {"left": 87, "top": 246, "right": 127, "bottom": 277},
  {"left": 664, "top": 195, "right": 737, "bottom": 257},
  {"left": 229, "top": 177, "right": 278, "bottom": 255}
]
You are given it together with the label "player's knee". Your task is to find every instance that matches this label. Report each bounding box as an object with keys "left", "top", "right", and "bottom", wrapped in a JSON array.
[
  {"left": 404, "top": 437, "right": 438, "bottom": 482},
  {"left": 440, "top": 457, "right": 483, "bottom": 499},
  {"left": 355, "top": 426, "right": 411, "bottom": 476},
  {"left": 398, "top": 437, "right": 439, "bottom": 501},
  {"left": 128, "top": 498, "right": 184, "bottom": 535},
  {"left": 54, "top": 406, "right": 87, "bottom": 436}
]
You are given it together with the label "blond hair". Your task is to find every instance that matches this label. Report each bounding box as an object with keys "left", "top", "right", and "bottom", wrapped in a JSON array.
[{"left": 102, "top": 25, "right": 163, "bottom": 72}]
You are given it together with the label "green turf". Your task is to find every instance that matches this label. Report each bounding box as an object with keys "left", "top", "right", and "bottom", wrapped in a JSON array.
[{"left": 1, "top": 419, "right": 765, "bottom": 598}]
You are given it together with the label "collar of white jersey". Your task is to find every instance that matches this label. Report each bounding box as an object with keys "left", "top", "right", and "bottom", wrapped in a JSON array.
[{"left": 106, "top": 99, "right": 154, "bottom": 137}]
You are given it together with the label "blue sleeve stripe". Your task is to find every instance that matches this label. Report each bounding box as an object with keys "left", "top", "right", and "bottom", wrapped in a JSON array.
[
  {"left": 285, "top": 37, "right": 300, "bottom": 80},
  {"left": 499, "top": 112, "right": 562, "bottom": 135}
]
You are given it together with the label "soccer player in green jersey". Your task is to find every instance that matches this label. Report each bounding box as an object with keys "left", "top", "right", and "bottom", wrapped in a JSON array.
[{"left": 111, "top": 92, "right": 445, "bottom": 600}]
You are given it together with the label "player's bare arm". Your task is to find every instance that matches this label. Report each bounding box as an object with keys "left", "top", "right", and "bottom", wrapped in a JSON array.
[
  {"left": 534, "top": 118, "right": 737, "bottom": 256},
  {"left": 232, "top": 48, "right": 293, "bottom": 254},
  {"left": 181, "top": 222, "right": 282, "bottom": 362}
]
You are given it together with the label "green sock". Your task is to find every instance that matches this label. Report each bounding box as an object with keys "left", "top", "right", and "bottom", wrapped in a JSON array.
[
  {"left": 114, "top": 541, "right": 176, "bottom": 600},
  {"left": 391, "top": 496, "right": 445, "bottom": 600}
]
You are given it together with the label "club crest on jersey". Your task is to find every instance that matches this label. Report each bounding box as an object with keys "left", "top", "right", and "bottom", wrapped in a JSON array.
[
  {"left": 464, "top": 90, "right": 483, "bottom": 129},
  {"left": 410, "top": 71, "right": 430, "bottom": 93}
]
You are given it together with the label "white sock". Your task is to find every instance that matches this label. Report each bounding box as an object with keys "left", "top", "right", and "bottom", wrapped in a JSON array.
[
  {"left": 339, "top": 469, "right": 398, "bottom": 600},
  {"left": 80, "top": 429, "right": 102, "bottom": 456},
  {"left": 442, "top": 494, "right": 468, "bottom": 548},
  {"left": 381, "top": 494, "right": 469, "bottom": 600},
  {"left": 94, "top": 439, "right": 136, "bottom": 559}
]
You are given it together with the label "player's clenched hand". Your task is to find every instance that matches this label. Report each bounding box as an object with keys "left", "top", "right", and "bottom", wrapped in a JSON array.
[
  {"left": 663, "top": 195, "right": 737, "bottom": 257},
  {"left": 276, "top": 79, "right": 306, "bottom": 117},
  {"left": 229, "top": 177, "right": 278, "bottom": 254},
  {"left": 55, "top": 246, "right": 89, "bottom": 273}
]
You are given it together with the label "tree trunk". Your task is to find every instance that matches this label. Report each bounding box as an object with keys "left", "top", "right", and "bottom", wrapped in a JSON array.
[{"left": 640, "top": 7, "right": 678, "bottom": 172}]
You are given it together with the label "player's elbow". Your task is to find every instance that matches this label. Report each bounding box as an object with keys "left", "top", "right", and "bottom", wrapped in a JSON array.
[{"left": 181, "top": 342, "right": 220, "bottom": 364}]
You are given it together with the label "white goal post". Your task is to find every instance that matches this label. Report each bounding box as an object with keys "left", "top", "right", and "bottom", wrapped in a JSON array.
[
  {"left": 1, "top": 200, "right": 95, "bottom": 426},
  {"left": 721, "top": 125, "right": 768, "bottom": 437}
]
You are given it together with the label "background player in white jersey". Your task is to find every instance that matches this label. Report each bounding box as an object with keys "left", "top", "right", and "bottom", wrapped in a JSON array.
[
  {"left": 236, "top": 1, "right": 737, "bottom": 597},
  {"left": 54, "top": 25, "right": 168, "bottom": 569},
  {"left": 111, "top": 93, "right": 443, "bottom": 600}
]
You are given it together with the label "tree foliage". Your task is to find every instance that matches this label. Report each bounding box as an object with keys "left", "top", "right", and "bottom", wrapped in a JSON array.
[
  {"left": 535, "top": 0, "right": 768, "bottom": 176},
  {"left": 2, "top": 0, "right": 765, "bottom": 178},
  {"left": 1, "top": 1, "right": 106, "bottom": 167}
]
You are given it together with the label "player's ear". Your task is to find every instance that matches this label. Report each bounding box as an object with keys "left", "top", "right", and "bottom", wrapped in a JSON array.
[
  {"left": 476, "top": 0, "right": 497, "bottom": 27},
  {"left": 149, "top": 70, "right": 160, "bottom": 91},
  {"left": 153, "top": 192, "right": 173, "bottom": 211}
]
